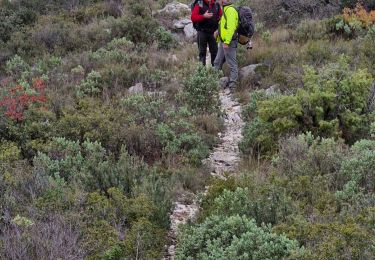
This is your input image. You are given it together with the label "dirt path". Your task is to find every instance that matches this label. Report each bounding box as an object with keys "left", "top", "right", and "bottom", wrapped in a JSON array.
[{"left": 165, "top": 85, "right": 244, "bottom": 259}]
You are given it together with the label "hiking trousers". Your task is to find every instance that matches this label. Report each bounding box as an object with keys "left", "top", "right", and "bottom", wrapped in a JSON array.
[
  {"left": 197, "top": 30, "right": 218, "bottom": 66},
  {"left": 214, "top": 40, "right": 238, "bottom": 88}
]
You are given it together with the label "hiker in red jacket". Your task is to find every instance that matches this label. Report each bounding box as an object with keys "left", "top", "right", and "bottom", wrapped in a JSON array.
[{"left": 191, "top": 0, "right": 222, "bottom": 66}]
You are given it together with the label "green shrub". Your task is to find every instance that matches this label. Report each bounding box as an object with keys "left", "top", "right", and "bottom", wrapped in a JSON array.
[
  {"left": 371, "top": 121, "right": 375, "bottom": 137},
  {"left": 240, "top": 57, "right": 374, "bottom": 155},
  {"left": 359, "top": 27, "right": 375, "bottom": 73},
  {"left": 76, "top": 70, "right": 103, "bottom": 97},
  {"left": 5, "top": 54, "right": 60, "bottom": 86},
  {"left": 0, "top": 141, "right": 21, "bottom": 164},
  {"left": 275, "top": 217, "right": 374, "bottom": 259},
  {"left": 293, "top": 19, "right": 328, "bottom": 42},
  {"left": 304, "top": 40, "right": 332, "bottom": 65},
  {"left": 336, "top": 139, "right": 375, "bottom": 202},
  {"left": 6, "top": 54, "right": 30, "bottom": 81},
  {"left": 122, "top": 94, "right": 167, "bottom": 124},
  {"left": 0, "top": 8, "right": 37, "bottom": 43},
  {"left": 209, "top": 187, "right": 294, "bottom": 225},
  {"left": 123, "top": 218, "right": 165, "bottom": 259},
  {"left": 183, "top": 65, "right": 220, "bottom": 114},
  {"left": 240, "top": 117, "right": 273, "bottom": 155},
  {"left": 118, "top": 15, "right": 158, "bottom": 44},
  {"left": 199, "top": 177, "right": 238, "bottom": 220},
  {"left": 34, "top": 138, "right": 149, "bottom": 194},
  {"left": 175, "top": 215, "right": 306, "bottom": 259},
  {"left": 0, "top": 105, "right": 56, "bottom": 160},
  {"left": 276, "top": 133, "right": 346, "bottom": 179},
  {"left": 82, "top": 220, "right": 119, "bottom": 259},
  {"left": 81, "top": 187, "right": 167, "bottom": 259},
  {"left": 156, "top": 119, "right": 210, "bottom": 166},
  {"left": 155, "top": 27, "right": 175, "bottom": 50}
]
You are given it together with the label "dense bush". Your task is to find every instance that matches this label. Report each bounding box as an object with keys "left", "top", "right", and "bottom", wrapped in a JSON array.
[
  {"left": 175, "top": 215, "right": 307, "bottom": 259},
  {"left": 208, "top": 187, "right": 294, "bottom": 225},
  {"left": 0, "top": 77, "right": 55, "bottom": 159},
  {"left": 336, "top": 139, "right": 375, "bottom": 205},
  {"left": 183, "top": 65, "right": 220, "bottom": 114},
  {"left": 202, "top": 133, "right": 375, "bottom": 259},
  {"left": 332, "top": 3, "right": 375, "bottom": 37},
  {"left": 0, "top": 8, "right": 37, "bottom": 43},
  {"left": 274, "top": 216, "right": 375, "bottom": 259},
  {"left": 34, "top": 138, "right": 150, "bottom": 194},
  {"left": 293, "top": 19, "right": 329, "bottom": 42},
  {"left": 240, "top": 57, "right": 374, "bottom": 155},
  {"left": 155, "top": 27, "right": 176, "bottom": 50}
]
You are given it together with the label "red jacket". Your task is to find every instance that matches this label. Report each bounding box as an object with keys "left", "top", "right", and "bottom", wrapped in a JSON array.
[{"left": 191, "top": 0, "right": 222, "bottom": 23}]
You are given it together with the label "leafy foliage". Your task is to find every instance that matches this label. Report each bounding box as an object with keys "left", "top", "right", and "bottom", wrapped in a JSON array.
[
  {"left": 240, "top": 57, "right": 374, "bottom": 155},
  {"left": 333, "top": 3, "right": 375, "bottom": 37},
  {"left": 175, "top": 215, "right": 306, "bottom": 259},
  {"left": 183, "top": 65, "right": 220, "bottom": 114}
]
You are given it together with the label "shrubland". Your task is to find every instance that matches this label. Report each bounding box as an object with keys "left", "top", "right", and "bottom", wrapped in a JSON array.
[
  {"left": 175, "top": 1, "right": 375, "bottom": 259},
  {"left": 0, "top": 0, "right": 221, "bottom": 258},
  {"left": 1, "top": 0, "right": 375, "bottom": 259}
]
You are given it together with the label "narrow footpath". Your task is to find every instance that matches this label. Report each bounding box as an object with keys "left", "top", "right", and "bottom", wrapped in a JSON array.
[{"left": 165, "top": 84, "right": 245, "bottom": 259}]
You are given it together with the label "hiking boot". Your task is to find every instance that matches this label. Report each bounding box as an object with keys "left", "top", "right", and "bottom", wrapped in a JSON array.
[{"left": 219, "top": 77, "right": 229, "bottom": 89}]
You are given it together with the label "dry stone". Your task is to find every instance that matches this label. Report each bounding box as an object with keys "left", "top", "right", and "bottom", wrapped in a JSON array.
[
  {"left": 128, "top": 83, "right": 143, "bottom": 94},
  {"left": 239, "top": 63, "right": 262, "bottom": 79},
  {"left": 174, "top": 18, "right": 192, "bottom": 29},
  {"left": 265, "top": 84, "right": 279, "bottom": 95},
  {"left": 158, "top": 1, "right": 190, "bottom": 17},
  {"left": 183, "top": 23, "right": 197, "bottom": 39}
]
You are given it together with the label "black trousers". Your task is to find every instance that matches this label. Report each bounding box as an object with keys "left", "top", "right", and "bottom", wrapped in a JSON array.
[{"left": 197, "top": 30, "right": 218, "bottom": 66}]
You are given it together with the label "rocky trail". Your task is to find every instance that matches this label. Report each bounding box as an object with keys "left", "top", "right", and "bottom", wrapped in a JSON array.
[
  {"left": 164, "top": 79, "right": 245, "bottom": 259},
  {"left": 158, "top": 4, "right": 248, "bottom": 257}
]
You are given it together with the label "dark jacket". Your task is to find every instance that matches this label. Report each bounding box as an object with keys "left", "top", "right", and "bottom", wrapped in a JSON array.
[{"left": 191, "top": 0, "right": 222, "bottom": 33}]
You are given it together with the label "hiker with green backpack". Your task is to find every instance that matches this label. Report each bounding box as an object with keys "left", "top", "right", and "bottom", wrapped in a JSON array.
[{"left": 214, "top": 0, "right": 254, "bottom": 90}]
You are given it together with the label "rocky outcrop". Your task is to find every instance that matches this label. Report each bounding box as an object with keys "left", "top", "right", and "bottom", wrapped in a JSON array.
[
  {"left": 157, "top": 1, "right": 190, "bottom": 17},
  {"left": 239, "top": 63, "right": 262, "bottom": 79},
  {"left": 265, "top": 84, "right": 280, "bottom": 95},
  {"left": 173, "top": 18, "right": 191, "bottom": 29},
  {"left": 128, "top": 83, "right": 143, "bottom": 94},
  {"left": 157, "top": 2, "right": 197, "bottom": 40},
  {"left": 183, "top": 23, "right": 197, "bottom": 40}
]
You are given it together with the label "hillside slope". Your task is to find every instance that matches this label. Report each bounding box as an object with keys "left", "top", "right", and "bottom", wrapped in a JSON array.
[{"left": 1, "top": 0, "right": 375, "bottom": 259}]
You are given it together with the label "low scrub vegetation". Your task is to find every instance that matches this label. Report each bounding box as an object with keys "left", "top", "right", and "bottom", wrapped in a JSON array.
[
  {"left": 1, "top": 0, "right": 375, "bottom": 259},
  {"left": 0, "top": 0, "right": 221, "bottom": 258}
]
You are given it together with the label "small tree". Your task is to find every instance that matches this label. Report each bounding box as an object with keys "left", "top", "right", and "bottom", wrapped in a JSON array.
[{"left": 184, "top": 66, "right": 220, "bottom": 114}]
